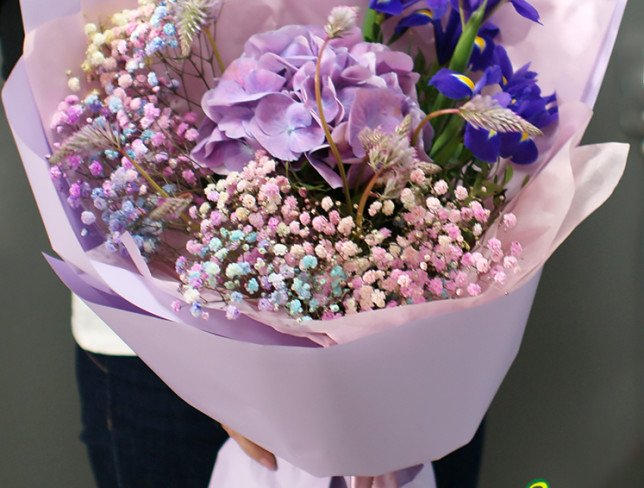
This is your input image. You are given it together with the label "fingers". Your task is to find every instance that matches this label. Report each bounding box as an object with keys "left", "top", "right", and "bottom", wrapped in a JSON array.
[
  {"left": 351, "top": 473, "right": 399, "bottom": 488},
  {"left": 221, "top": 424, "right": 278, "bottom": 471},
  {"left": 351, "top": 477, "right": 375, "bottom": 488}
]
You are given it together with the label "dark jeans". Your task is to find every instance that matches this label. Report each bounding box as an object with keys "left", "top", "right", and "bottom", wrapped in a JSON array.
[
  {"left": 0, "top": 0, "right": 24, "bottom": 79},
  {"left": 75, "top": 346, "right": 229, "bottom": 488},
  {"left": 432, "top": 419, "right": 486, "bottom": 488},
  {"left": 76, "top": 345, "right": 484, "bottom": 488}
]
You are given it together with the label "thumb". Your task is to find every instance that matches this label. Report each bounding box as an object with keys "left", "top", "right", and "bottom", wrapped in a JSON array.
[{"left": 221, "top": 424, "right": 278, "bottom": 471}]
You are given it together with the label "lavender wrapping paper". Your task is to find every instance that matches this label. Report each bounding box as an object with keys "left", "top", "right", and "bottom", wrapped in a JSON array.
[
  {"left": 2, "top": 57, "right": 539, "bottom": 478},
  {"left": 4, "top": 0, "right": 629, "bottom": 484},
  {"left": 211, "top": 440, "right": 436, "bottom": 488},
  {"left": 44, "top": 250, "right": 540, "bottom": 477}
]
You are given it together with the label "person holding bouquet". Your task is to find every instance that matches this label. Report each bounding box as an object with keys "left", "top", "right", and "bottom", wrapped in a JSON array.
[{"left": 1, "top": 2, "right": 487, "bottom": 486}]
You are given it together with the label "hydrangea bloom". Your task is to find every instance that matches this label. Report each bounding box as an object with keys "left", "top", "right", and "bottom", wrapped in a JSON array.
[{"left": 193, "top": 23, "right": 431, "bottom": 187}]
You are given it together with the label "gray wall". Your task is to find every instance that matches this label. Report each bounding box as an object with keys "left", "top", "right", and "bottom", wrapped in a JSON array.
[
  {"left": 0, "top": 76, "right": 93, "bottom": 486},
  {"left": 480, "top": 1, "right": 644, "bottom": 485},
  {"left": 0, "top": 1, "right": 642, "bottom": 487}
]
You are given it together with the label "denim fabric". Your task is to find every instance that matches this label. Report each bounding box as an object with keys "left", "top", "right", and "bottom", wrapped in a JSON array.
[
  {"left": 432, "top": 419, "right": 485, "bottom": 488},
  {"left": 75, "top": 345, "right": 229, "bottom": 488},
  {"left": 0, "top": 0, "right": 23, "bottom": 80}
]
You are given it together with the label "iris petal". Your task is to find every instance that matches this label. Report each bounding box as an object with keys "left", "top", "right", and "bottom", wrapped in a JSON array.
[
  {"left": 510, "top": 0, "right": 541, "bottom": 23},
  {"left": 369, "top": 0, "right": 416, "bottom": 16},
  {"left": 429, "top": 68, "right": 475, "bottom": 99},
  {"left": 396, "top": 8, "right": 435, "bottom": 33},
  {"left": 465, "top": 125, "right": 500, "bottom": 163},
  {"left": 500, "top": 133, "right": 538, "bottom": 164}
]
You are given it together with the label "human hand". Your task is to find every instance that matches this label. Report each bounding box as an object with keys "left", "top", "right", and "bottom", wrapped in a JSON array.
[{"left": 221, "top": 424, "right": 278, "bottom": 471}]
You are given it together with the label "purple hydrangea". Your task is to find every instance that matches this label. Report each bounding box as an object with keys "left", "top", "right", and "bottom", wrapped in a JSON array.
[{"left": 193, "top": 24, "right": 431, "bottom": 187}]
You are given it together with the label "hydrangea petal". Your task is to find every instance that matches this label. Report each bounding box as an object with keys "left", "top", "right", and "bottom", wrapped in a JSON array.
[
  {"left": 251, "top": 94, "right": 324, "bottom": 161},
  {"left": 347, "top": 88, "right": 405, "bottom": 157}
]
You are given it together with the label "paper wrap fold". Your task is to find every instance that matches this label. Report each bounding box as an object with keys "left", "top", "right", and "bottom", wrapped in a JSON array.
[{"left": 3, "top": 0, "right": 629, "bottom": 485}]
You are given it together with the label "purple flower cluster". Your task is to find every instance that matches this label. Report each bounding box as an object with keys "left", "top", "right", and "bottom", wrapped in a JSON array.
[
  {"left": 49, "top": 2, "right": 545, "bottom": 324},
  {"left": 429, "top": 47, "right": 557, "bottom": 164},
  {"left": 177, "top": 151, "right": 521, "bottom": 321},
  {"left": 50, "top": 1, "right": 206, "bottom": 256},
  {"left": 370, "top": 0, "right": 540, "bottom": 29},
  {"left": 369, "top": 0, "right": 557, "bottom": 164},
  {"left": 192, "top": 23, "right": 430, "bottom": 187}
]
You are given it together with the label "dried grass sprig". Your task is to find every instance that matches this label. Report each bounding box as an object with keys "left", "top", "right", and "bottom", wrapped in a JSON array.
[
  {"left": 176, "top": 0, "right": 221, "bottom": 57},
  {"left": 459, "top": 95, "right": 543, "bottom": 137},
  {"left": 50, "top": 118, "right": 120, "bottom": 165}
]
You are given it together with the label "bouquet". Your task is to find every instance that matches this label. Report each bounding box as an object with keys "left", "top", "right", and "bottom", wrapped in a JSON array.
[{"left": 4, "top": 0, "right": 628, "bottom": 486}]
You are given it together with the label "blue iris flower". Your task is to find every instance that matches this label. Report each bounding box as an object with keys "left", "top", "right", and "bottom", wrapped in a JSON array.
[
  {"left": 368, "top": 0, "right": 426, "bottom": 16},
  {"left": 449, "top": 0, "right": 540, "bottom": 23},
  {"left": 470, "top": 23, "right": 499, "bottom": 71},
  {"left": 429, "top": 53, "right": 557, "bottom": 164},
  {"left": 385, "top": 0, "right": 538, "bottom": 68},
  {"left": 429, "top": 64, "right": 501, "bottom": 99}
]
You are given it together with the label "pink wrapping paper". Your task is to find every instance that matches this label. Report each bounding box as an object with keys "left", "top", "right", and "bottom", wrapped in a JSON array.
[
  {"left": 16, "top": 0, "right": 630, "bottom": 347},
  {"left": 5, "top": 0, "right": 629, "bottom": 484},
  {"left": 211, "top": 440, "right": 436, "bottom": 488},
  {"left": 44, "top": 251, "right": 541, "bottom": 475}
]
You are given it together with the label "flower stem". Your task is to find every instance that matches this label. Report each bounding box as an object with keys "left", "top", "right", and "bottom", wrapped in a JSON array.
[
  {"left": 204, "top": 27, "right": 226, "bottom": 74},
  {"left": 430, "top": 116, "right": 465, "bottom": 160},
  {"left": 315, "top": 39, "right": 353, "bottom": 214},
  {"left": 118, "top": 148, "right": 192, "bottom": 226},
  {"left": 458, "top": 0, "right": 467, "bottom": 28},
  {"left": 411, "top": 108, "right": 460, "bottom": 146},
  {"left": 355, "top": 167, "right": 386, "bottom": 232},
  {"left": 118, "top": 149, "right": 169, "bottom": 198}
]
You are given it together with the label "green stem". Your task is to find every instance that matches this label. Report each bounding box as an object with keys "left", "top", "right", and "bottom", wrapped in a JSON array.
[
  {"left": 411, "top": 108, "right": 460, "bottom": 146},
  {"left": 450, "top": 0, "right": 488, "bottom": 73},
  {"left": 118, "top": 149, "right": 169, "bottom": 198},
  {"left": 430, "top": 0, "right": 488, "bottom": 114},
  {"left": 315, "top": 39, "right": 352, "bottom": 213},
  {"left": 362, "top": 8, "right": 382, "bottom": 42},
  {"left": 430, "top": 116, "right": 465, "bottom": 160},
  {"left": 118, "top": 149, "right": 192, "bottom": 227},
  {"left": 458, "top": 0, "right": 467, "bottom": 28},
  {"left": 429, "top": 1, "right": 488, "bottom": 153},
  {"left": 204, "top": 27, "right": 226, "bottom": 74}
]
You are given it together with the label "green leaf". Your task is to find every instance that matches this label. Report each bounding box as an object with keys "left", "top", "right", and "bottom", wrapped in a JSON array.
[
  {"left": 521, "top": 175, "right": 531, "bottom": 188},
  {"left": 431, "top": 116, "right": 465, "bottom": 160},
  {"left": 429, "top": 1, "right": 488, "bottom": 113},
  {"left": 503, "top": 165, "right": 514, "bottom": 186},
  {"left": 448, "top": 0, "right": 488, "bottom": 74},
  {"left": 362, "top": 9, "right": 382, "bottom": 42}
]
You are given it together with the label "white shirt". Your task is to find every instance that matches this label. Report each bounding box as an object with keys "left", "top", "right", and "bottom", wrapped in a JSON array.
[{"left": 71, "top": 294, "right": 135, "bottom": 356}]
